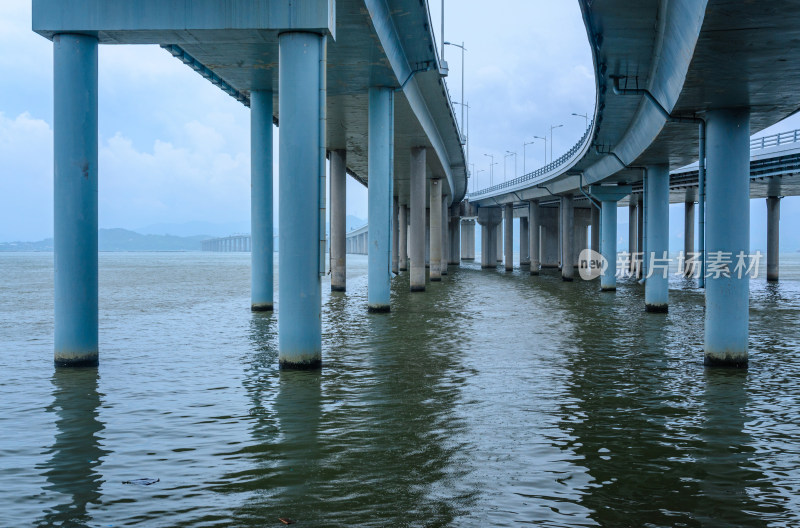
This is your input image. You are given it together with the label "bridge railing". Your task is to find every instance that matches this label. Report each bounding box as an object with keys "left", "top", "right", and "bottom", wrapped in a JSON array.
[
  {"left": 467, "top": 119, "right": 593, "bottom": 199},
  {"left": 751, "top": 128, "right": 800, "bottom": 150}
]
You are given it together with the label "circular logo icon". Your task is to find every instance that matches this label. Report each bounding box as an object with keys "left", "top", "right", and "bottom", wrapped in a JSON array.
[{"left": 578, "top": 249, "right": 607, "bottom": 280}]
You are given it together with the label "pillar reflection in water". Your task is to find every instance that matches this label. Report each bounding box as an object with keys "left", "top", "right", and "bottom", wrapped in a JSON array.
[{"left": 37, "top": 368, "right": 107, "bottom": 527}]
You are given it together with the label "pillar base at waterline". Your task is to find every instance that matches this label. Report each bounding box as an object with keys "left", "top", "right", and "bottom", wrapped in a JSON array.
[
  {"left": 645, "top": 303, "right": 668, "bottom": 314},
  {"left": 529, "top": 268, "right": 540, "bottom": 276},
  {"left": 251, "top": 302, "right": 274, "bottom": 312},
  {"left": 55, "top": 351, "right": 99, "bottom": 368},
  {"left": 279, "top": 353, "right": 323, "bottom": 370},
  {"left": 600, "top": 285, "right": 616, "bottom": 292},
  {"left": 331, "top": 285, "right": 346, "bottom": 293},
  {"left": 367, "top": 303, "right": 391, "bottom": 313},
  {"left": 704, "top": 351, "right": 748, "bottom": 369}
]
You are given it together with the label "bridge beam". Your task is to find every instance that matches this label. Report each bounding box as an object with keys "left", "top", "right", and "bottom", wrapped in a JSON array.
[
  {"left": 54, "top": 33, "right": 99, "bottom": 367},
  {"left": 504, "top": 204, "right": 513, "bottom": 271},
  {"left": 560, "top": 196, "right": 574, "bottom": 281},
  {"left": 528, "top": 201, "right": 541, "bottom": 275},
  {"left": 767, "top": 196, "right": 780, "bottom": 281},
  {"left": 705, "top": 108, "right": 750, "bottom": 367},
  {"left": 277, "top": 31, "right": 324, "bottom": 369},
  {"left": 251, "top": 90, "right": 274, "bottom": 310},
  {"left": 409, "top": 148, "right": 426, "bottom": 291},
  {"left": 367, "top": 87, "right": 394, "bottom": 312},
  {"left": 429, "top": 179, "right": 443, "bottom": 281},
  {"left": 330, "top": 149, "right": 346, "bottom": 291},
  {"left": 645, "top": 166, "right": 669, "bottom": 312}
]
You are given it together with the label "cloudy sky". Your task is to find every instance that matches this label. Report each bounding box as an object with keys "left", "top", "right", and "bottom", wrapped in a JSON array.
[{"left": 0, "top": 1, "right": 797, "bottom": 247}]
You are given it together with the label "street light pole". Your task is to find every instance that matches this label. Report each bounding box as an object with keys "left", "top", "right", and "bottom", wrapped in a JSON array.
[
  {"left": 476, "top": 168, "right": 485, "bottom": 191},
  {"left": 484, "top": 153, "right": 494, "bottom": 186},
  {"left": 549, "top": 124, "right": 563, "bottom": 163},
  {"left": 440, "top": 0, "right": 445, "bottom": 61},
  {"left": 571, "top": 112, "right": 589, "bottom": 129},
  {"left": 533, "top": 135, "right": 547, "bottom": 164},
  {"left": 445, "top": 42, "right": 467, "bottom": 132},
  {"left": 505, "top": 151, "right": 517, "bottom": 180},
  {"left": 523, "top": 140, "right": 535, "bottom": 174}
]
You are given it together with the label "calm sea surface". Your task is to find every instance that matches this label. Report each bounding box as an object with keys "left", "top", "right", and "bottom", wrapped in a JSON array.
[{"left": 1, "top": 251, "right": 800, "bottom": 527}]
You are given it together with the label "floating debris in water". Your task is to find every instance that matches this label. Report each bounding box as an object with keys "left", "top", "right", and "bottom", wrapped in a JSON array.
[
  {"left": 278, "top": 518, "right": 295, "bottom": 525},
  {"left": 122, "top": 478, "right": 160, "bottom": 486}
]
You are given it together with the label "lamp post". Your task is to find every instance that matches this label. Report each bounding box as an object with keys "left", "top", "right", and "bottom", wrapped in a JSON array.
[
  {"left": 444, "top": 42, "right": 466, "bottom": 129},
  {"left": 505, "top": 151, "right": 517, "bottom": 181},
  {"left": 533, "top": 135, "right": 547, "bottom": 164},
  {"left": 549, "top": 124, "right": 563, "bottom": 163},
  {"left": 476, "top": 168, "right": 485, "bottom": 191},
  {"left": 523, "top": 140, "right": 535, "bottom": 174},
  {"left": 484, "top": 153, "right": 495, "bottom": 186},
  {"left": 571, "top": 112, "right": 589, "bottom": 129}
]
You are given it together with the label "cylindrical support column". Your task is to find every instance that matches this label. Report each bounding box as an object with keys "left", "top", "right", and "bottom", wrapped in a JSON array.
[
  {"left": 496, "top": 224, "right": 503, "bottom": 262},
  {"left": 601, "top": 200, "right": 618, "bottom": 291},
  {"left": 367, "top": 87, "right": 394, "bottom": 312},
  {"left": 636, "top": 200, "right": 644, "bottom": 278},
  {"left": 392, "top": 196, "right": 399, "bottom": 275},
  {"left": 429, "top": 179, "right": 443, "bottom": 281},
  {"left": 684, "top": 201, "right": 695, "bottom": 276},
  {"left": 645, "top": 165, "right": 669, "bottom": 312},
  {"left": 441, "top": 198, "right": 449, "bottom": 275},
  {"left": 591, "top": 205, "right": 600, "bottom": 254},
  {"left": 503, "top": 204, "right": 513, "bottom": 271},
  {"left": 409, "top": 148, "right": 426, "bottom": 291},
  {"left": 330, "top": 149, "right": 347, "bottom": 291},
  {"left": 398, "top": 204, "right": 408, "bottom": 271},
  {"left": 529, "top": 201, "right": 540, "bottom": 275},
  {"left": 251, "top": 90, "right": 275, "bottom": 310},
  {"left": 628, "top": 203, "right": 636, "bottom": 273},
  {"left": 481, "top": 222, "right": 495, "bottom": 268},
  {"left": 767, "top": 196, "right": 780, "bottom": 282},
  {"left": 705, "top": 108, "right": 750, "bottom": 367},
  {"left": 278, "top": 32, "right": 324, "bottom": 368},
  {"left": 560, "top": 195, "right": 574, "bottom": 281},
  {"left": 450, "top": 215, "right": 461, "bottom": 265},
  {"left": 54, "top": 34, "right": 99, "bottom": 367},
  {"left": 520, "top": 217, "right": 529, "bottom": 267}
]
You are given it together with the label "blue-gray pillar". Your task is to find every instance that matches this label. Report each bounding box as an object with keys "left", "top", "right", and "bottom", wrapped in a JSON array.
[
  {"left": 645, "top": 165, "right": 669, "bottom": 312},
  {"left": 54, "top": 34, "right": 99, "bottom": 367},
  {"left": 560, "top": 196, "right": 574, "bottom": 281},
  {"left": 766, "top": 196, "right": 780, "bottom": 282},
  {"left": 600, "top": 201, "right": 617, "bottom": 290},
  {"left": 278, "top": 32, "right": 325, "bottom": 368},
  {"left": 429, "top": 179, "right": 443, "bottom": 280},
  {"left": 251, "top": 90, "right": 274, "bottom": 311},
  {"left": 367, "top": 87, "right": 394, "bottom": 311},
  {"left": 409, "top": 148, "right": 426, "bottom": 291},
  {"left": 529, "top": 200, "right": 540, "bottom": 274},
  {"left": 705, "top": 108, "right": 750, "bottom": 367},
  {"left": 330, "top": 149, "right": 347, "bottom": 291},
  {"left": 504, "top": 203, "right": 513, "bottom": 271}
]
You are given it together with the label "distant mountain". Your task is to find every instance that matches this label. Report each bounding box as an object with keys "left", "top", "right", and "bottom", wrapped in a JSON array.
[{"left": 0, "top": 228, "right": 210, "bottom": 252}]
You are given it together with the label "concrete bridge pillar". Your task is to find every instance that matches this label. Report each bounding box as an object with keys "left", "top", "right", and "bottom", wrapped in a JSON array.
[
  {"left": 636, "top": 200, "right": 644, "bottom": 278},
  {"left": 560, "top": 196, "right": 574, "bottom": 281},
  {"left": 425, "top": 210, "right": 430, "bottom": 268},
  {"left": 628, "top": 203, "right": 637, "bottom": 273},
  {"left": 409, "top": 147, "right": 426, "bottom": 291},
  {"left": 495, "top": 224, "right": 503, "bottom": 263},
  {"left": 277, "top": 31, "right": 325, "bottom": 369},
  {"left": 591, "top": 186, "right": 632, "bottom": 291},
  {"left": 591, "top": 205, "right": 600, "bottom": 254},
  {"left": 767, "top": 196, "right": 780, "bottom": 281},
  {"left": 478, "top": 208, "right": 501, "bottom": 268},
  {"left": 449, "top": 213, "right": 461, "bottom": 265},
  {"left": 645, "top": 165, "right": 669, "bottom": 312},
  {"left": 330, "top": 149, "right": 346, "bottom": 291},
  {"left": 461, "top": 219, "right": 475, "bottom": 260},
  {"left": 705, "top": 108, "right": 750, "bottom": 367},
  {"left": 392, "top": 197, "right": 399, "bottom": 275},
  {"left": 520, "top": 216, "right": 530, "bottom": 268},
  {"left": 504, "top": 204, "right": 513, "bottom": 271},
  {"left": 441, "top": 197, "right": 449, "bottom": 275},
  {"left": 429, "top": 179, "right": 443, "bottom": 281},
  {"left": 684, "top": 201, "right": 695, "bottom": 276},
  {"left": 528, "top": 201, "right": 540, "bottom": 275},
  {"left": 53, "top": 33, "right": 99, "bottom": 367},
  {"left": 398, "top": 203, "right": 408, "bottom": 271}
]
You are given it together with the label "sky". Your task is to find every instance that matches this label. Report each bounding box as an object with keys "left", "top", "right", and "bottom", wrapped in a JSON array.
[{"left": 0, "top": 0, "right": 798, "bottom": 247}]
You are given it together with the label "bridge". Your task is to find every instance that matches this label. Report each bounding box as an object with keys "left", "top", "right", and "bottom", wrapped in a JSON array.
[
  {"left": 201, "top": 235, "right": 252, "bottom": 253},
  {"left": 36, "top": 0, "right": 800, "bottom": 371}
]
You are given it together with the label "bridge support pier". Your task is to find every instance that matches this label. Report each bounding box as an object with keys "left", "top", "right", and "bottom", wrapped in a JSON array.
[
  {"left": 330, "top": 149, "right": 347, "bottom": 291},
  {"left": 367, "top": 87, "right": 394, "bottom": 312},
  {"left": 392, "top": 197, "right": 399, "bottom": 275},
  {"left": 429, "top": 179, "right": 443, "bottom": 281},
  {"left": 504, "top": 204, "right": 513, "bottom": 271},
  {"left": 645, "top": 165, "right": 669, "bottom": 312},
  {"left": 705, "top": 108, "right": 750, "bottom": 367},
  {"left": 591, "top": 186, "right": 631, "bottom": 291},
  {"left": 398, "top": 204, "right": 408, "bottom": 271},
  {"left": 636, "top": 200, "right": 644, "bottom": 278},
  {"left": 478, "top": 208, "right": 501, "bottom": 268},
  {"left": 767, "top": 196, "right": 780, "bottom": 281},
  {"left": 529, "top": 201, "right": 540, "bottom": 275},
  {"left": 54, "top": 33, "right": 99, "bottom": 367},
  {"left": 591, "top": 205, "right": 600, "bottom": 254},
  {"left": 251, "top": 90, "right": 275, "bottom": 310},
  {"left": 277, "top": 31, "right": 325, "bottom": 369},
  {"left": 628, "top": 203, "right": 636, "bottom": 274},
  {"left": 441, "top": 198, "right": 449, "bottom": 275},
  {"left": 409, "top": 148, "right": 426, "bottom": 291},
  {"left": 684, "top": 201, "right": 695, "bottom": 276},
  {"left": 461, "top": 219, "right": 475, "bottom": 260},
  {"left": 520, "top": 217, "right": 530, "bottom": 268},
  {"left": 449, "top": 213, "right": 461, "bottom": 265},
  {"left": 560, "top": 196, "right": 574, "bottom": 281},
  {"left": 495, "top": 224, "right": 503, "bottom": 263}
]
